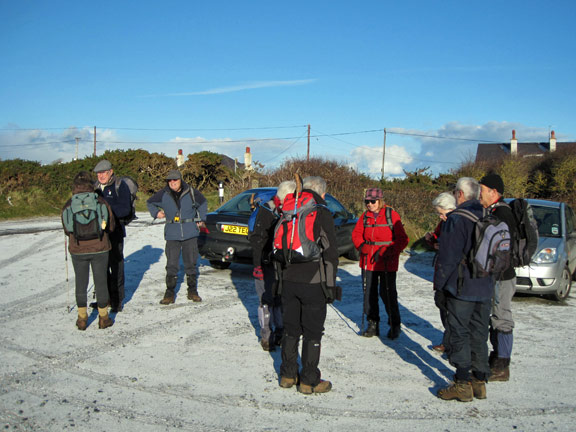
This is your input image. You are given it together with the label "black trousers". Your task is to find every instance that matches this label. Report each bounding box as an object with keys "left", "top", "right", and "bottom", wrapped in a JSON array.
[
  {"left": 72, "top": 252, "right": 109, "bottom": 309},
  {"left": 165, "top": 238, "right": 199, "bottom": 278},
  {"left": 280, "top": 280, "right": 326, "bottom": 386},
  {"left": 107, "top": 235, "right": 125, "bottom": 307},
  {"left": 446, "top": 295, "right": 491, "bottom": 381},
  {"left": 364, "top": 270, "right": 401, "bottom": 327}
]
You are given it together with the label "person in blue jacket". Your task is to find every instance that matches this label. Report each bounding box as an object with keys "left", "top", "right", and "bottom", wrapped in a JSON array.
[
  {"left": 434, "top": 177, "right": 494, "bottom": 402},
  {"left": 147, "top": 170, "right": 208, "bottom": 305}
]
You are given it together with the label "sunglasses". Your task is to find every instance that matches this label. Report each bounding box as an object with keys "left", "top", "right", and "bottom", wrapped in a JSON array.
[{"left": 365, "top": 199, "right": 378, "bottom": 205}]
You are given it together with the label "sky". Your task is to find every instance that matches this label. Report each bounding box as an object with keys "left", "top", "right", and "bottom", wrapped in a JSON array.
[{"left": 1, "top": 0, "right": 575, "bottom": 178}]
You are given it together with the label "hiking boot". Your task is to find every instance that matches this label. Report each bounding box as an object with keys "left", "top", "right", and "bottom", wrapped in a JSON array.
[
  {"left": 160, "top": 289, "right": 175, "bottom": 305},
  {"left": 362, "top": 320, "right": 379, "bottom": 337},
  {"left": 76, "top": 306, "right": 88, "bottom": 331},
  {"left": 187, "top": 291, "right": 202, "bottom": 302},
  {"left": 471, "top": 378, "right": 487, "bottom": 399},
  {"left": 279, "top": 376, "right": 297, "bottom": 388},
  {"left": 261, "top": 338, "right": 275, "bottom": 352},
  {"left": 76, "top": 317, "right": 88, "bottom": 331},
  {"left": 437, "top": 380, "right": 473, "bottom": 402},
  {"left": 298, "top": 380, "right": 332, "bottom": 394},
  {"left": 387, "top": 325, "right": 401, "bottom": 340},
  {"left": 489, "top": 358, "right": 510, "bottom": 382}
]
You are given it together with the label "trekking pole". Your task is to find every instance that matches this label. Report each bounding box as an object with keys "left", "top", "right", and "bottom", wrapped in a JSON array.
[
  {"left": 361, "top": 254, "right": 367, "bottom": 335},
  {"left": 64, "top": 236, "right": 71, "bottom": 313},
  {"left": 288, "top": 173, "right": 303, "bottom": 263}
]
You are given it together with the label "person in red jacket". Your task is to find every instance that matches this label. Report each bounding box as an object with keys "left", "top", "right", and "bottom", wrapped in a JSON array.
[{"left": 352, "top": 188, "right": 409, "bottom": 339}]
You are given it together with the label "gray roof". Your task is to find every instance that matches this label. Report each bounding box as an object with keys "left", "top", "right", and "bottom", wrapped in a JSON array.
[{"left": 475, "top": 142, "right": 576, "bottom": 163}]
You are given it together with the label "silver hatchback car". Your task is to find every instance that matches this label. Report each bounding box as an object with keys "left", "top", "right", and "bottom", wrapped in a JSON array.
[{"left": 512, "top": 198, "right": 576, "bottom": 301}]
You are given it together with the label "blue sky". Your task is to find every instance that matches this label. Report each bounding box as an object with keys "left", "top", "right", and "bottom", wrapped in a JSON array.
[{"left": 1, "top": 0, "right": 575, "bottom": 177}]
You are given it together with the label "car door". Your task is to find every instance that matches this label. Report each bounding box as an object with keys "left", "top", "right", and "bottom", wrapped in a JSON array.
[
  {"left": 324, "top": 194, "right": 355, "bottom": 255},
  {"left": 563, "top": 204, "right": 576, "bottom": 274}
]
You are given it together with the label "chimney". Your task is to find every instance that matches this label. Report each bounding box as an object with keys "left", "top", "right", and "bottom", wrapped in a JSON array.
[
  {"left": 550, "top": 130, "right": 557, "bottom": 152},
  {"left": 244, "top": 146, "right": 253, "bottom": 171},
  {"left": 176, "top": 149, "right": 185, "bottom": 167},
  {"left": 510, "top": 130, "right": 518, "bottom": 156}
]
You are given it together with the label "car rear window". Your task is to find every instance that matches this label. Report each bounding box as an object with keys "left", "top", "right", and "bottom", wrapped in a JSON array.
[{"left": 216, "top": 192, "right": 253, "bottom": 214}]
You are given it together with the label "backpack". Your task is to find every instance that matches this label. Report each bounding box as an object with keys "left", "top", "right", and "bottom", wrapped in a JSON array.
[
  {"left": 273, "top": 190, "right": 326, "bottom": 264},
  {"left": 453, "top": 208, "right": 511, "bottom": 279},
  {"left": 248, "top": 189, "right": 278, "bottom": 233},
  {"left": 363, "top": 206, "right": 394, "bottom": 241},
  {"left": 115, "top": 176, "right": 138, "bottom": 225},
  {"left": 63, "top": 192, "right": 109, "bottom": 244},
  {"left": 507, "top": 198, "right": 539, "bottom": 267}
]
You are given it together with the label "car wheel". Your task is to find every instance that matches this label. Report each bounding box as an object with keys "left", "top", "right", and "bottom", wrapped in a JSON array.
[
  {"left": 209, "top": 260, "right": 231, "bottom": 270},
  {"left": 344, "top": 247, "right": 360, "bottom": 261},
  {"left": 549, "top": 266, "right": 571, "bottom": 301}
]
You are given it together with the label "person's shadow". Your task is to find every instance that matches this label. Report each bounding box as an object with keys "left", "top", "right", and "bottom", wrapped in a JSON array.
[
  {"left": 335, "top": 259, "right": 453, "bottom": 393},
  {"left": 123, "top": 245, "right": 164, "bottom": 306},
  {"left": 220, "top": 261, "right": 283, "bottom": 373}
]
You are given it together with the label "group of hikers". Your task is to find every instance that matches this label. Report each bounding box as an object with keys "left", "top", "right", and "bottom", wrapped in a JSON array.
[{"left": 62, "top": 161, "right": 519, "bottom": 399}]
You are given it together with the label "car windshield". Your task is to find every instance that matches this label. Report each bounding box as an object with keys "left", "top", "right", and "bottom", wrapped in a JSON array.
[{"left": 531, "top": 205, "right": 562, "bottom": 238}]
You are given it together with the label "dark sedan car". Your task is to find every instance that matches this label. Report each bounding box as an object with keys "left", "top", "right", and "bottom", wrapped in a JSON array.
[{"left": 198, "top": 187, "right": 359, "bottom": 269}]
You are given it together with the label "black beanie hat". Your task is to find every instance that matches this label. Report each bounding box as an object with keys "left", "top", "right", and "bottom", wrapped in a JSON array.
[{"left": 480, "top": 173, "right": 504, "bottom": 195}]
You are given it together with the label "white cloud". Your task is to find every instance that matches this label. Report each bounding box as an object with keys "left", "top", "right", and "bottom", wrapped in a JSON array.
[
  {"left": 350, "top": 144, "right": 413, "bottom": 178},
  {"left": 143, "top": 79, "right": 317, "bottom": 97}
]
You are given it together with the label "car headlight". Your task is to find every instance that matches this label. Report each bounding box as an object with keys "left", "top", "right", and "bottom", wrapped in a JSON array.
[{"left": 532, "top": 247, "right": 557, "bottom": 264}]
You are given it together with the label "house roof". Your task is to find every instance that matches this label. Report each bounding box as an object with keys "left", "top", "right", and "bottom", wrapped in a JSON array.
[{"left": 475, "top": 141, "right": 576, "bottom": 163}]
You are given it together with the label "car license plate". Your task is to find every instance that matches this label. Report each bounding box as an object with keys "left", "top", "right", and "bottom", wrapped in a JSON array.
[{"left": 221, "top": 224, "right": 248, "bottom": 235}]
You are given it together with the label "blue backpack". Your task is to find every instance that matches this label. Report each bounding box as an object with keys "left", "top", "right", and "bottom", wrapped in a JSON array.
[{"left": 248, "top": 190, "right": 278, "bottom": 233}]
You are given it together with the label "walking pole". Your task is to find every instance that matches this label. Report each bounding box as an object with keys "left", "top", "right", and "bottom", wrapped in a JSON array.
[
  {"left": 64, "top": 236, "right": 70, "bottom": 313},
  {"left": 361, "top": 253, "right": 367, "bottom": 335}
]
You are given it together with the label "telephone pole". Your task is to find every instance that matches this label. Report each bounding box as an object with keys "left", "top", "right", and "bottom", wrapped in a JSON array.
[
  {"left": 93, "top": 126, "right": 97, "bottom": 156},
  {"left": 381, "top": 128, "right": 387, "bottom": 181},
  {"left": 75, "top": 137, "right": 80, "bottom": 161},
  {"left": 307, "top": 124, "right": 310, "bottom": 161}
]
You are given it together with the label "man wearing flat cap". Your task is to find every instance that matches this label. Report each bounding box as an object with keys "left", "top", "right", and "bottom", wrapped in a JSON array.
[
  {"left": 146, "top": 169, "right": 207, "bottom": 304},
  {"left": 94, "top": 159, "right": 133, "bottom": 313},
  {"left": 479, "top": 173, "right": 518, "bottom": 382}
]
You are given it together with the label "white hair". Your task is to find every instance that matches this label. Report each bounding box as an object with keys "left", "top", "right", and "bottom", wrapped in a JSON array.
[
  {"left": 455, "top": 177, "right": 480, "bottom": 201},
  {"left": 432, "top": 192, "right": 457, "bottom": 211},
  {"left": 276, "top": 180, "right": 296, "bottom": 201},
  {"left": 302, "top": 176, "right": 327, "bottom": 196}
]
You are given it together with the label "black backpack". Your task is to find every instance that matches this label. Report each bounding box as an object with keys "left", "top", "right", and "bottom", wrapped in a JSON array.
[
  {"left": 507, "top": 199, "right": 539, "bottom": 267},
  {"left": 115, "top": 176, "right": 138, "bottom": 225}
]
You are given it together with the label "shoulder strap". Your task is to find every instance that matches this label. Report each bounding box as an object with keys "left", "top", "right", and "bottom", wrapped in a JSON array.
[
  {"left": 452, "top": 208, "right": 480, "bottom": 223},
  {"left": 363, "top": 207, "right": 393, "bottom": 228}
]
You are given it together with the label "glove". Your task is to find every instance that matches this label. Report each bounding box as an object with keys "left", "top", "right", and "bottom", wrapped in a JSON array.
[
  {"left": 359, "top": 242, "right": 371, "bottom": 255},
  {"left": 253, "top": 265, "right": 264, "bottom": 281},
  {"left": 379, "top": 246, "right": 396, "bottom": 260}
]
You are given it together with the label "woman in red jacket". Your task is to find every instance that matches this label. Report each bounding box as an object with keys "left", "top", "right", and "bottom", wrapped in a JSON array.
[{"left": 352, "top": 188, "right": 409, "bottom": 339}]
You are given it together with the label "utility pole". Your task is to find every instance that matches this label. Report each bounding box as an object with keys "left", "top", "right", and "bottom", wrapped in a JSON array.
[
  {"left": 307, "top": 124, "right": 310, "bottom": 161},
  {"left": 381, "top": 128, "right": 387, "bottom": 181},
  {"left": 93, "top": 126, "right": 97, "bottom": 156},
  {"left": 75, "top": 137, "right": 80, "bottom": 161}
]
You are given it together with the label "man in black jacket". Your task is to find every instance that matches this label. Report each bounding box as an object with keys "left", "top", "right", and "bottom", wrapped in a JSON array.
[
  {"left": 94, "top": 160, "right": 132, "bottom": 313},
  {"left": 277, "top": 176, "right": 339, "bottom": 394},
  {"left": 479, "top": 173, "right": 518, "bottom": 382}
]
